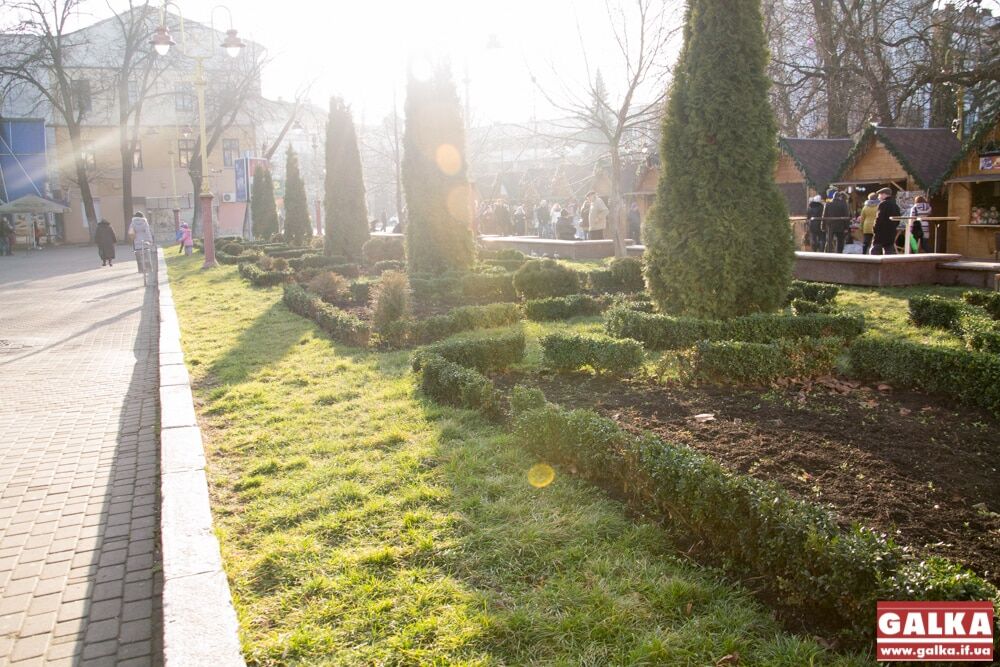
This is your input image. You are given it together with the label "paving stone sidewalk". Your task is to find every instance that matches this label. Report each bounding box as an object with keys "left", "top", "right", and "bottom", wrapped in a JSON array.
[{"left": 0, "top": 245, "right": 162, "bottom": 666}]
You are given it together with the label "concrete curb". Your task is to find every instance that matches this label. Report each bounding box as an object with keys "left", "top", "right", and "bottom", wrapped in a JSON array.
[{"left": 156, "top": 250, "right": 246, "bottom": 666}]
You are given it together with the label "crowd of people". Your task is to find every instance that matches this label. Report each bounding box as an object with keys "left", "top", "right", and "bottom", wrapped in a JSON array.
[
  {"left": 476, "top": 194, "right": 641, "bottom": 242},
  {"left": 805, "top": 187, "right": 933, "bottom": 255}
]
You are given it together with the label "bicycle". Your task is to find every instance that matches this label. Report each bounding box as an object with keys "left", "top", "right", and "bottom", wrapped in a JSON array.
[{"left": 139, "top": 241, "right": 157, "bottom": 287}]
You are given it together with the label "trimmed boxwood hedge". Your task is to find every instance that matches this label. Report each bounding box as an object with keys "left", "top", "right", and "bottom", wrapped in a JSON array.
[
  {"left": 238, "top": 262, "right": 293, "bottom": 287},
  {"left": 508, "top": 387, "right": 999, "bottom": 645},
  {"left": 216, "top": 250, "right": 261, "bottom": 266},
  {"left": 963, "top": 290, "right": 1000, "bottom": 319},
  {"left": 362, "top": 236, "right": 405, "bottom": 264},
  {"left": 416, "top": 354, "right": 503, "bottom": 419},
  {"left": 684, "top": 337, "right": 842, "bottom": 385},
  {"left": 513, "top": 259, "right": 580, "bottom": 300},
  {"left": 785, "top": 280, "right": 839, "bottom": 306},
  {"left": 408, "top": 303, "right": 523, "bottom": 345},
  {"left": 373, "top": 260, "right": 405, "bottom": 274},
  {"left": 604, "top": 306, "right": 864, "bottom": 350},
  {"left": 848, "top": 334, "right": 1000, "bottom": 416},
  {"left": 287, "top": 254, "right": 349, "bottom": 270},
  {"left": 281, "top": 284, "right": 370, "bottom": 346},
  {"left": 412, "top": 330, "right": 525, "bottom": 372},
  {"left": 956, "top": 312, "right": 1000, "bottom": 354},
  {"left": 541, "top": 332, "right": 644, "bottom": 375},
  {"left": 586, "top": 257, "right": 645, "bottom": 294},
  {"left": 264, "top": 247, "right": 310, "bottom": 259},
  {"left": 524, "top": 294, "right": 605, "bottom": 321},
  {"left": 908, "top": 295, "right": 966, "bottom": 329}
]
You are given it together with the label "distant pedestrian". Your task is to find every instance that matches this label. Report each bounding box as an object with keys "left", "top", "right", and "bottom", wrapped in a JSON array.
[
  {"left": 95, "top": 219, "right": 117, "bottom": 266},
  {"left": 806, "top": 195, "right": 825, "bottom": 251},
  {"left": 579, "top": 197, "right": 591, "bottom": 239},
  {"left": 535, "top": 200, "right": 551, "bottom": 238},
  {"left": 871, "top": 187, "right": 900, "bottom": 255},
  {"left": 823, "top": 191, "right": 850, "bottom": 253},
  {"left": 513, "top": 205, "right": 527, "bottom": 235},
  {"left": 859, "top": 193, "right": 878, "bottom": 254},
  {"left": 910, "top": 195, "right": 932, "bottom": 253},
  {"left": 0, "top": 217, "right": 13, "bottom": 256},
  {"left": 33, "top": 220, "right": 44, "bottom": 249},
  {"left": 179, "top": 223, "right": 193, "bottom": 256},
  {"left": 585, "top": 191, "right": 608, "bottom": 241},
  {"left": 128, "top": 211, "right": 154, "bottom": 273},
  {"left": 627, "top": 202, "right": 641, "bottom": 242},
  {"left": 555, "top": 208, "right": 576, "bottom": 240}
]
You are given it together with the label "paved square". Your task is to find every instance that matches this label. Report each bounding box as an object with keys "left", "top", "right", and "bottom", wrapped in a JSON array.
[{"left": 0, "top": 245, "right": 161, "bottom": 665}]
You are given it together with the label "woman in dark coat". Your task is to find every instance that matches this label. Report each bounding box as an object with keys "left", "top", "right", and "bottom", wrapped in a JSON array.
[{"left": 95, "top": 219, "right": 117, "bottom": 266}]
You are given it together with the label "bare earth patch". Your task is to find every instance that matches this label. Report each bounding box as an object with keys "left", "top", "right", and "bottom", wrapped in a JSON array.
[{"left": 497, "top": 371, "right": 1000, "bottom": 586}]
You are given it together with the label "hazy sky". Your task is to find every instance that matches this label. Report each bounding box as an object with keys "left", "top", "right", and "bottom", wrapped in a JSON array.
[{"left": 78, "top": 0, "right": 683, "bottom": 126}]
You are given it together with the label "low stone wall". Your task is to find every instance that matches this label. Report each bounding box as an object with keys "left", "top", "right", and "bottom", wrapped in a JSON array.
[
  {"left": 936, "top": 261, "right": 1000, "bottom": 289},
  {"left": 793, "top": 251, "right": 961, "bottom": 287}
]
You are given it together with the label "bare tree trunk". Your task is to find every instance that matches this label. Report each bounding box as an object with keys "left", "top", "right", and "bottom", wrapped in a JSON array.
[{"left": 609, "top": 146, "right": 626, "bottom": 258}]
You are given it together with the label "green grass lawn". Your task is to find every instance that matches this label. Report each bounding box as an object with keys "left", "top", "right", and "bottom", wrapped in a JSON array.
[
  {"left": 167, "top": 254, "right": 866, "bottom": 666},
  {"left": 835, "top": 284, "right": 971, "bottom": 348}
]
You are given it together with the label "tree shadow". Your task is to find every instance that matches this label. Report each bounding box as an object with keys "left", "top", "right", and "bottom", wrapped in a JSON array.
[{"left": 201, "top": 299, "right": 316, "bottom": 388}]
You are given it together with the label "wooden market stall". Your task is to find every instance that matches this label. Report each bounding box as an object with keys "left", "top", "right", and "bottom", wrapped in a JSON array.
[
  {"left": 942, "top": 109, "right": 1000, "bottom": 259},
  {"left": 833, "top": 125, "right": 962, "bottom": 251},
  {"left": 775, "top": 137, "right": 853, "bottom": 215}
]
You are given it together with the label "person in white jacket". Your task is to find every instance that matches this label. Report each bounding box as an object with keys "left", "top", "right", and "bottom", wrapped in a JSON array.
[
  {"left": 585, "top": 191, "right": 609, "bottom": 240},
  {"left": 128, "top": 211, "right": 154, "bottom": 273}
]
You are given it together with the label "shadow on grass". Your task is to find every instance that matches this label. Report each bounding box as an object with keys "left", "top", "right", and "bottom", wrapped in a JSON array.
[{"left": 202, "top": 298, "right": 315, "bottom": 387}]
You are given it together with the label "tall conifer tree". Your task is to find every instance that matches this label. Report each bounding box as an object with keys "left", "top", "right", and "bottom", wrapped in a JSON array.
[
  {"left": 283, "top": 146, "right": 312, "bottom": 244},
  {"left": 644, "top": 0, "right": 793, "bottom": 318},
  {"left": 250, "top": 165, "right": 279, "bottom": 240},
  {"left": 402, "top": 63, "right": 474, "bottom": 274},
  {"left": 324, "top": 97, "right": 370, "bottom": 260}
]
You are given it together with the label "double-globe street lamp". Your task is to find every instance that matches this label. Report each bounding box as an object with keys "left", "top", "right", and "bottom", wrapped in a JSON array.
[{"left": 151, "top": 3, "right": 245, "bottom": 268}]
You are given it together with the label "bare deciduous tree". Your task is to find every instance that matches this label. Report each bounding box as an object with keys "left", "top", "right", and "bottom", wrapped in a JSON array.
[{"left": 530, "top": 0, "right": 679, "bottom": 257}]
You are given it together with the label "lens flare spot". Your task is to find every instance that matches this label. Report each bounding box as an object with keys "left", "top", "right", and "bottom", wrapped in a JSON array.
[
  {"left": 435, "top": 143, "right": 462, "bottom": 176},
  {"left": 445, "top": 186, "right": 469, "bottom": 221},
  {"left": 527, "top": 463, "right": 555, "bottom": 488}
]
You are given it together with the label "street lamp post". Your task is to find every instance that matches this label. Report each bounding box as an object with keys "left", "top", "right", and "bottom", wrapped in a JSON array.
[{"left": 151, "top": 2, "right": 245, "bottom": 269}]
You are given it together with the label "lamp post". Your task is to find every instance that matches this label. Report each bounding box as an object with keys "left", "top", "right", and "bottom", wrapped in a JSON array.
[{"left": 151, "top": 2, "right": 245, "bottom": 269}]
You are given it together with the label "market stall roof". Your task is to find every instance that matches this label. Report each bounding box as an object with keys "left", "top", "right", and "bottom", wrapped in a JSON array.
[
  {"left": 945, "top": 173, "right": 1000, "bottom": 184},
  {"left": 0, "top": 193, "right": 69, "bottom": 214},
  {"left": 836, "top": 125, "right": 962, "bottom": 193},
  {"left": 778, "top": 137, "right": 853, "bottom": 191}
]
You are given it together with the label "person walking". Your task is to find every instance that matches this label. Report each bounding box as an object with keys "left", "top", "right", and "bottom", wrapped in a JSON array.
[
  {"left": 627, "top": 202, "right": 641, "bottom": 243},
  {"left": 910, "top": 195, "right": 932, "bottom": 253},
  {"left": 871, "top": 187, "right": 900, "bottom": 255},
  {"left": 95, "top": 219, "right": 117, "bottom": 266},
  {"left": 179, "top": 222, "right": 193, "bottom": 256},
  {"left": 579, "top": 197, "right": 591, "bottom": 239},
  {"left": 859, "top": 193, "right": 878, "bottom": 254},
  {"left": 806, "top": 195, "right": 825, "bottom": 251},
  {"left": 127, "top": 211, "right": 154, "bottom": 273},
  {"left": 535, "top": 200, "right": 551, "bottom": 238},
  {"left": 0, "top": 217, "right": 13, "bottom": 256},
  {"left": 585, "top": 191, "right": 608, "bottom": 241},
  {"left": 822, "top": 191, "right": 851, "bottom": 253}
]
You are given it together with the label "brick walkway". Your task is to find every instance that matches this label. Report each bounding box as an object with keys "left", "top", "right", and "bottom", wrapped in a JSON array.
[{"left": 0, "top": 245, "right": 161, "bottom": 666}]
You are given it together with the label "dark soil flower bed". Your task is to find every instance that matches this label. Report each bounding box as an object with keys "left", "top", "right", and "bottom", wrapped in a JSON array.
[{"left": 495, "top": 372, "right": 1000, "bottom": 586}]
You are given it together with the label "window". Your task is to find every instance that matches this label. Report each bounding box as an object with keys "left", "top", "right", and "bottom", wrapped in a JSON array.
[
  {"left": 72, "top": 79, "right": 92, "bottom": 113},
  {"left": 175, "top": 84, "right": 194, "bottom": 111},
  {"left": 127, "top": 79, "right": 139, "bottom": 108},
  {"left": 132, "top": 140, "right": 143, "bottom": 170},
  {"left": 223, "top": 138, "right": 239, "bottom": 167},
  {"left": 178, "top": 139, "right": 195, "bottom": 168}
]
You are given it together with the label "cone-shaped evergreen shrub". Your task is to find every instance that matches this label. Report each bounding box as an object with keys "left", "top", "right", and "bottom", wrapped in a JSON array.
[
  {"left": 402, "top": 63, "right": 475, "bottom": 274},
  {"left": 283, "top": 146, "right": 312, "bottom": 244},
  {"left": 251, "top": 165, "right": 279, "bottom": 240},
  {"left": 643, "top": 0, "right": 793, "bottom": 318},
  {"left": 324, "top": 97, "right": 370, "bottom": 261}
]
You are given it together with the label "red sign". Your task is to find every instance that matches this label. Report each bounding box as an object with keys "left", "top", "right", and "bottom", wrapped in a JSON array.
[{"left": 877, "top": 601, "right": 995, "bottom": 662}]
